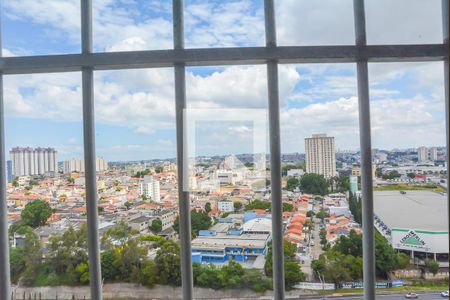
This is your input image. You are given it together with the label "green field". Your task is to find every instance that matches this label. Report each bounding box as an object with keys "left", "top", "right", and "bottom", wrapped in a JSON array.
[{"left": 373, "top": 184, "right": 446, "bottom": 193}]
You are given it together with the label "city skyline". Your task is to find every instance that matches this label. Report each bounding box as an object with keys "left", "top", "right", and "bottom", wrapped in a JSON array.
[{"left": 5, "top": 144, "right": 447, "bottom": 163}]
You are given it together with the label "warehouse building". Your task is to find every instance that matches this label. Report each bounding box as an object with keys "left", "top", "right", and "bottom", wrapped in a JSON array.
[
  {"left": 374, "top": 191, "right": 448, "bottom": 264},
  {"left": 191, "top": 217, "right": 271, "bottom": 269}
]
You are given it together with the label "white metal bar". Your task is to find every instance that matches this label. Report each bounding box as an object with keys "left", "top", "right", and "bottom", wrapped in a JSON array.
[
  {"left": 173, "top": 1, "right": 193, "bottom": 299},
  {"left": 264, "top": 1, "right": 285, "bottom": 299},
  {"left": 0, "top": 44, "right": 447, "bottom": 75},
  {"left": 81, "top": 1, "right": 103, "bottom": 299},
  {"left": 353, "top": 0, "right": 376, "bottom": 299}
]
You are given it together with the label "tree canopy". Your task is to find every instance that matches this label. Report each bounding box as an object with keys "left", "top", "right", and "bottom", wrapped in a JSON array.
[
  {"left": 174, "top": 210, "right": 211, "bottom": 238},
  {"left": 265, "top": 240, "right": 304, "bottom": 290},
  {"left": 150, "top": 219, "right": 162, "bottom": 233},
  {"left": 244, "top": 199, "right": 271, "bottom": 211},
  {"left": 21, "top": 199, "right": 52, "bottom": 228},
  {"left": 312, "top": 230, "right": 411, "bottom": 281},
  {"left": 299, "top": 173, "right": 328, "bottom": 195}
]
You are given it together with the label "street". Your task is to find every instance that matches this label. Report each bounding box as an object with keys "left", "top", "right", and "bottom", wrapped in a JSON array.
[{"left": 284, "top": 292, "right": 446, "bottom": 299}]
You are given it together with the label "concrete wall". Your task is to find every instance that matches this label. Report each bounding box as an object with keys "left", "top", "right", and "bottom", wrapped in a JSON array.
[{"left": 11, "top": 283, "right": 315, "bottom": 299}]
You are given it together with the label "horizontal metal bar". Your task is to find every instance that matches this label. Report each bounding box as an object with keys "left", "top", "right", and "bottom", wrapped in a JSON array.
[{"left": 0, "top": 44, "right": 447, "bottom": 74}]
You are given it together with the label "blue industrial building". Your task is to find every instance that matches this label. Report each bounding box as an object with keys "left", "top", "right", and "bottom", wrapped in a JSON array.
[{"left": 191, "top": 217, "right": 272, "bottom": 266}]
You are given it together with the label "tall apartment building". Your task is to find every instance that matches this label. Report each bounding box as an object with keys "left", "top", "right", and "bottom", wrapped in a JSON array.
[
  {"left": 417, "top": 146, "right": 438, "bottom": 163},
  {"left": 6, "top": 160, "right": 13, "bottom": 183},
  {"left": 305, "top": 134, "right": 336, "bottom": 178},
  {"left": 428, "top": 147, "right": 438, "bottom": 161},
  {"left": 63, "top": 157, "right": 109, "bottom": 173},
  {"left": 139, "top": 175, "right": 161, "bottom": 202},
  {"left": 417, "top": 146, "right": 429, "bottom": 163},
  {"left": 9, "top": 147, "right": 57, "bottom": 177}
]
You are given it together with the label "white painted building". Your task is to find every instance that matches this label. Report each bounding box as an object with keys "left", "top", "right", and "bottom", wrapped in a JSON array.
[
  {"left": 10, "top": 147, "right": 57, "bottom": 176},
  {"left": 63, "top": 157, "right": 108, "bottom": 173},
  {"left": 218, "top": 200, "right": 234, "bottom": 212},
  {"left": 140, "top": 175, "right": 161, "bottom": 202},
  {"left": 305, "top": 134, "right": 336, "bottom": 178}
]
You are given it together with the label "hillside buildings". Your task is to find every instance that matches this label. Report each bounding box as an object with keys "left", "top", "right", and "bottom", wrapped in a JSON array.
[
  {"left": 10, "top": 147, "right": 57, "bottom": 176},
  {"left": 305, "top": 134, "right": 336, "bottom": 178}
]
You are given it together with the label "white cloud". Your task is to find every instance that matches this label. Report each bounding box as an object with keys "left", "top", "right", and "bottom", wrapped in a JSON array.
[{"left": 281, "top": 95, "right": 445, "bottom": 152}]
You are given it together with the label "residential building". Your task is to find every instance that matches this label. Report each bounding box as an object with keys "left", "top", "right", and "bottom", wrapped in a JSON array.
[
  {"left": 10, "top": 147, "right": 57, "bottom": 176},
  {"left": 139, "top": 175, "right": 161, "bottom": 202},
  {"left": 286, "top": 169, "right": 304, "bottom": 177},
  {"left": 305, "top": 134, "right": 336, "bottom": 178},
  {"left": 417, "top": 146, "right": 429, "bottom": 163},
  {"left": 429, "top": 147, "right": 438, "bottom": 161},
  {"left": 6, "top": 160, "right": 12, "bottom": 183},
  {"left": 218, "top": 200, "right": 234, "bottom": 212},
  {"left": 63, "top": 157, "right": 108, "bottom": 173}
]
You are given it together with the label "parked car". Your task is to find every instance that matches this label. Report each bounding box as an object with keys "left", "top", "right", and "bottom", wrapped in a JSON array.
[
  {"left": 441, "top": 290, "right": 449, "bottom": 297},
  {"left": 405, "top": 293, "right": 418, "bottom": 299}
]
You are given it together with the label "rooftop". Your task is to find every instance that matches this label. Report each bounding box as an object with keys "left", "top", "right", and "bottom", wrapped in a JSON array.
[{"left": 374, "top": 190, "right": 448, "bottom": 232}]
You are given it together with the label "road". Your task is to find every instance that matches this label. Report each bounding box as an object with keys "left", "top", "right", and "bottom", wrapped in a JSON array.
[{"left": 284, "top": 292, "right": 446, "bottom": 299}]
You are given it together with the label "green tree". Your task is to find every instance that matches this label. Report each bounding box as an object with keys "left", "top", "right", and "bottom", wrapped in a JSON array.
[
  {"left": 204, "top": 202, "right": 212, "bottom": 213},
  {"left": 316, "top": 209, "right": 329, "bottom": 220},
  {"left": 233, "top": 201, "right": 243, "bottom": 211},
  {"left": 139, "top": 258, "right": 159, "bottom": 287},
  {"left": 407, "top": 172, "right": 416, "bottom": 179},
  {"left": 424, "top": 258, "right": 439, "bottom": 275},
  {"left": 265, "top": 240, "right": 304, "bottom": 290},
  {"left": 382, "top": 170, "right": 401, "bottom": 180},
  {"left": 174, "top": 210, "right": 211, "bottom": 237},
  {"left": 299, "top": 173, "right": 328, "bottom": 195},
  {"left": 75, "top": 262, "right": 90, "bottom": 284},
  {"left": 12, "top": 178, "right": 19, "bottom": 187},
  {"left": 349, "top": 192, "right": 362, "bottom": 224},
  {"left": 101, "top": 249, "right": 118, "bottom": 281},
  {"left": 21, "top": 199, "right": 52, "bottom": 228},
  {"left": 282, "top": 203, "right": 294, "bottom": 212},
  {"left": 124, "top": 201, "right": 132, "bottom": 210},
  {"left": 286, "top": 177, "right": 301, "bottom": 191},
  {"left": 21, "top": 231, "right": 43, "bottom": 285},
  {"left": 155, "top": 240, "right": 182, "bottom": 286},
  {"left": 312, "top": 251, "right": 352, "bottom": 283},
  {"left": 102, "top": 220, "right": 138, "bottom": 248},
  {"left": 10, "top": 247, "right": 26, "bottom": 284},
  {"left": 150, "top": 219, "right": 162, "bottom": 233},
  {"left": 47, "top": 225, "right": 89, "bottom": 283},
  {"left": 244, "top": 199, "right": 271, "bottom": 211},
  {"left": 155, "top": 165, "right": 164, "bottom": 173}
]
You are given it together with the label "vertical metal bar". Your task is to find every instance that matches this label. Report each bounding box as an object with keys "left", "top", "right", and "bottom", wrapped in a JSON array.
[
  {"left": 353, "top": 0, "right": 375, "bottom": 299},
  {"left": 442, "top": 0, "right": 449, "bottom": 289},
  {"left": 173, "top": 1, "right": 193, "bottom": 299},
  {"left": 0, "top": 4, "right": 12, "bottom": 296},
  {"left": 81, "top": 1, "right": 102, "bottom": 300},
  {"left": 264, "top": 1, "right": 285, "bottom": 299}
]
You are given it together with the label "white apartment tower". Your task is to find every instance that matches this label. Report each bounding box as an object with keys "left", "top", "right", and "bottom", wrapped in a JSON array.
[
  {"left": 63, "top": 157, "right": 109, "bottom": 173},
  {"left": 305, "top": 134, "right": 336, "bottom": 178},
  {"left": 139, "top": 175, "right": 161, "bottom": 202},
  {"left": 10, "top": 147, "right": 57, "bottom": 177},
  {"left": 428, "top": 147, "right": 438, "bottom": 161},
  {"left": 417, "top": 146, "right": 429, "bottom": 163}
]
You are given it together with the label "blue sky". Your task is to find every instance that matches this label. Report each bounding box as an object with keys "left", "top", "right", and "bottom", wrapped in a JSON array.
[{"left": 1, "top": 0, "right": 446, "bottom": 161}]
